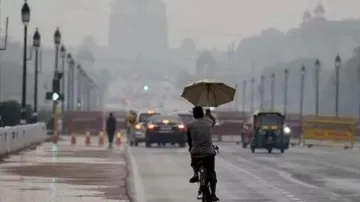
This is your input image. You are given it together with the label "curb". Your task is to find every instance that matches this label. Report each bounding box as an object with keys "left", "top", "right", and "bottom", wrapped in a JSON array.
[{"left": 124, "top": 143, "right": 136, "bottom": 202}]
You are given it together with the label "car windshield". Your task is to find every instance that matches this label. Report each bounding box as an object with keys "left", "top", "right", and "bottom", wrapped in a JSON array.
[
  {"left": 139, "top": 113, "right": 160, "bottom": 123},
  {"left": 177, "top": 114, "right": 193, "bottom": 123},
  {"left": 258, "top": 114, "right": 283, "bottom": 125},
  {"left": 150, "top": 115, "right": 182, "bottom": 124}
]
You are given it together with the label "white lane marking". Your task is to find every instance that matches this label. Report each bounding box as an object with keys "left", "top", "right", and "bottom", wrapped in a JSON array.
[
  {"left": 126, "top": 145, "right": 147, "bottom": 202},
  {"left": 217, "top": 156, "right": 306, "bottom": 202}
]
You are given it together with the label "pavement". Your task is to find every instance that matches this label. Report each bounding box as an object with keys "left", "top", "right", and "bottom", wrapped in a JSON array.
[
  {"left": 0, "top": 136, "right": 129, "bottom": 202},
  {"left": 128, "top": 142, "right": 360, "bottom": 202},
  {"left": 1, "top": 135, "right": 360, "bottom": 202}
]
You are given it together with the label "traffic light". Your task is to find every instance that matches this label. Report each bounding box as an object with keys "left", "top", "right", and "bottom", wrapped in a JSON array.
[
  {"left": 52, "top": 78, "right": 60, "bottom": 94},
  {"left": 46, "top": 92, "right": 63, "bottom": 101}
]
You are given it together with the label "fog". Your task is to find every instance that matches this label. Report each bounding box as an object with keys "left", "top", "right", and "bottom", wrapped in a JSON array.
[{"left": 1, "top": 0, "right": 360, "bottom": 117}]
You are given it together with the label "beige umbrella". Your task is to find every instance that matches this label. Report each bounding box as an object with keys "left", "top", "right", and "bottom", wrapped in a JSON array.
[{"left": 181, "top": 79, "right": 236, "bottom": 107}]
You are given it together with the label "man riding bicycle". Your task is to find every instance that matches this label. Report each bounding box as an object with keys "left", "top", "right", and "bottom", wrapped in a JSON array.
[{"left": 187, "top": 106, "right": 219, "bottom": 201}]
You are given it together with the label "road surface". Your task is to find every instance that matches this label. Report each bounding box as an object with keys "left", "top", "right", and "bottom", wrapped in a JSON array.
[
  {"left": 0, "top": 136, "right": 129, "bottom": 202},
  {"left": 1, "top": 136, "right": 360, "bottom": 202},
  {"left": 128, "top": 143, "right": 360, "bottom": 202}
]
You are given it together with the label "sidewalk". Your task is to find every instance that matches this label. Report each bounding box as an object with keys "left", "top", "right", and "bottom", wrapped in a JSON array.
[{"left": 0, "top": 136, "right": 129, "bottom": 202}]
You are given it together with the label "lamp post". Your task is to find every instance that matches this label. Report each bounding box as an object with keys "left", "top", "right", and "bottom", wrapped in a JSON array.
[
  {"left": 250, "top": 77, "right": 255, "bottom": 113},
  {"left": 260, "top": 75, "right": 265, "bottom": 110},
  {"left": 53, "top": 28, "right": 61, "bottom": 137},
  {"left": 32, "top": 28, "right": 40, "bottom": 122},
  {"left": 242, "top": 80, "right": 247, "bottom": 116},
  {"left": 335, "top": 54, "right": 341, "bottom": 117},
  {"left": 270, "top": 73, "right": 275, "bottom": 111},
  {"left": 315, "top": 58, "right": 320, "bottom": 116},
  {"left": 60, "top": 45, "right": 66, "bottom": 115},
  {"left": 299, "top": 65, "right": 305, "bottom": 145},
  {"left": 284, "top": 68, "right": 289, "bottom": 115},
  {"left": 234, "top": 84, "right": 238, "bottom": 110},
  {"left": 20, "top": 0, "right": 30, "bottom": 124},
  {"left": 66, "top": 54, "right": 74, "bottom": 111},
  {"left": 77, "top": 64, "right": 82, "bottom": 111}
]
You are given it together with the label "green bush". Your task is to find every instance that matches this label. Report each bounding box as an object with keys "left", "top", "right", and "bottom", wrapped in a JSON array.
[{"left": 0, "top": 100, "right": 34, "bottom": 126}]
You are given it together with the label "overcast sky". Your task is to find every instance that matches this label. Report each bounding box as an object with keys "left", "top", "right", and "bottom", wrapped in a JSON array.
[{"left": 3, "top": 0, "right": 360, "bottom": 50}]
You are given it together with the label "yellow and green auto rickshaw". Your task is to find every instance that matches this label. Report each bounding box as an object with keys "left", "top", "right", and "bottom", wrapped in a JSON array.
[{"left": 250, "top": 111, "right": 291, "bottom": 153}]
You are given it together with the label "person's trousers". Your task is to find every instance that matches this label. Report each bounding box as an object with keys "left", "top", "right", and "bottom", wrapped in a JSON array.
[
  {"left": 190, "top": 155, "right": 217, "bottom": 185},
  {"left": 107, "top": 131, "right": 115, "bottom": 144}
]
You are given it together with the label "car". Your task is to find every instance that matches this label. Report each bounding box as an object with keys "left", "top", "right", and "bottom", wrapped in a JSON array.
[
  {"left": 177, "top": 112, "right": 193, "bottom": 125},
  {"left": 131, "top": 110, "right": 160, "bottom": 146},
  {"left": 145, "top": 114, "right": 187, "bottom": 148}
]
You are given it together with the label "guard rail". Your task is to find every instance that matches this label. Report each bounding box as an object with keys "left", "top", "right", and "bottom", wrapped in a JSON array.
[{"left": 0, "top": 123, "right": 47, "bottom": 156}]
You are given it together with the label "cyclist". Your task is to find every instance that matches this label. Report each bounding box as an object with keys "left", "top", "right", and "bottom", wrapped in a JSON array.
[{"left": 187, "top": 106, "right": 219, "bottom": 201}]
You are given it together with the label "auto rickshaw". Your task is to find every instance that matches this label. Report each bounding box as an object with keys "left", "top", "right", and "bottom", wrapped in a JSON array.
[{"left": 250, "top": 111, "right": 291, "bottom": 153}]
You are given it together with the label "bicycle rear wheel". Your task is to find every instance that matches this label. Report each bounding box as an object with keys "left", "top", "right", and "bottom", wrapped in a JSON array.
[{"left": 199, "top": 167, "right": 211, "bottom": 202}]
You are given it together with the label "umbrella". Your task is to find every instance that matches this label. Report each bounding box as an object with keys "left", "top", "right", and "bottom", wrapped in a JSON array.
[{"left": 181, "top": 79, "right": 236, "bottom": 107}]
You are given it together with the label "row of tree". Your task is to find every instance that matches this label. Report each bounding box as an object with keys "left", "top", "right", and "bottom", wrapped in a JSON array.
[{"left": 0, "top": 100, "right": 51, "bottom": 127}]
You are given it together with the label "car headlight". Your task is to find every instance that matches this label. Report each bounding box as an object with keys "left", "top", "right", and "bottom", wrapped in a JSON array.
[{"left": 283, "top": 126, "right": 291, "bottom": 134}]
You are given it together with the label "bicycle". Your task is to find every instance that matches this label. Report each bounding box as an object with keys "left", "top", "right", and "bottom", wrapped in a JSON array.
[{"left": 195, "top": 145, "right": 219, "bottom": 202}]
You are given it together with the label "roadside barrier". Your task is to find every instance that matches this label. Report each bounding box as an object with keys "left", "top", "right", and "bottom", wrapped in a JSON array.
[
  {"left": 85, "top": 132, "right": 91, "bottom": 145},
  {"left": 98, "top": 131, "right": 104, "bottom": 146},
  {"left": 0, "top": 123, "right": 47, "bottom": 156},
  {"left": 115, "top": 132, "right": 122, "bottom": 146}
]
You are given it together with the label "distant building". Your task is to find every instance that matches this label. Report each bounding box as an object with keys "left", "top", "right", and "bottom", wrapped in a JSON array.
[{"left": 108, "top": 0, "right": 169, "bottom": 60}]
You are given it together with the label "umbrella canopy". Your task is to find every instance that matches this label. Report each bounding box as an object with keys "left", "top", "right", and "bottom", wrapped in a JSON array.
[{"left": 181, "top": 79, "right": 236, "bottom": 107}]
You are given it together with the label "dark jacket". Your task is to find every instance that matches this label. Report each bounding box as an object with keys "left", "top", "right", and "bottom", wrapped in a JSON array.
[{"left": 106, "top": 116, "right": 117, "bottom": 134}]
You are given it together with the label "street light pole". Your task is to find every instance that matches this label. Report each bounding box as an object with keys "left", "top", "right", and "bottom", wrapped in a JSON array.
[
  {"left": 60, "top": 45, "right": 66, "bottom": 115},
  {"left": 77, "top": 64, "right": 82, "bottom": 111},
  {"left": 250, "top": 77, "right": 254, "bottom": 113},
  {"left": 20, "top": 1, "right": 30, "bottom": 124},
  {"left": 270, "top": 73, "right": 275, "bottom": 111},
  {"left": 70, "top": 60, "right": 75, "bottom": 111},
  {"left": 284, "top": 68, "right": 289, "bottom": 115},
  {"left": 260, "top": 75, "right": 265, "bottom": 110},
  {"left": 53, "top": 28, "right": 61, "bottom": 137},
  {"left": 66, "top": 54, "right": 73, "bottom": 112},
  {"left": 32, "top": 28, "right": 40, "bottom": 122},
  {"left": 335, "top": 54, "right": 341, "bottom": 117},
  {"left": 299, "top": 65, "right": 305, "bottom": 145},
  {"left": 234, "top": 84, "right": 238, "bottom": 111},
  {"left": 315, "top": 58, "right": 320, "bottom": 116},
  {"left": 242, "top": 80, "right": 247, "bottom": 116}
]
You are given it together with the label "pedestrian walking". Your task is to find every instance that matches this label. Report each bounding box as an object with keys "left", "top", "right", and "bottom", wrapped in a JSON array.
[{"left": 106, "top": 112, "right": 117, "bottom": 148}]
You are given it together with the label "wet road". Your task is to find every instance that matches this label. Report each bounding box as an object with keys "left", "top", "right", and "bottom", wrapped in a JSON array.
[
  {"left": 0, "top": 136, "right": 129, "bottom": 202},
  {"left": 128, "top": 143, "right": 360, "bottom": 202}
]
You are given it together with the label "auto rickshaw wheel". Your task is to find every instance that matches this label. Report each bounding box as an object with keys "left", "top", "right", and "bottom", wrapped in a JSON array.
[
  {"left": 251, "top": 146, "right": 255, "bottom": 153},
  {"left": 267, "top": 147, "right": 273, "bottom": 153},
  {"left": 280, "top": 148, "right": 285, "bottom": 153},
  {"left": 242, "top": 143, "right": 248, "bottom": 148},
  {"left": 130, "top": 141, "right": 134, "bottom": 146},
  {"left": 134, "top": 141, "right": 138, "bottom": 147}
]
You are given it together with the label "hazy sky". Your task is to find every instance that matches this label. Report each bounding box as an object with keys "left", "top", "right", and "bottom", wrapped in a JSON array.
[{"left": 3, "top": 0, "right": 360, "bottom": 50}]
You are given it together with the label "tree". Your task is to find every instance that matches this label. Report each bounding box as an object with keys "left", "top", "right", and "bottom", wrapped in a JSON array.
[{"left": 0, "top": 100, "right": 21, "bottom": 126}]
